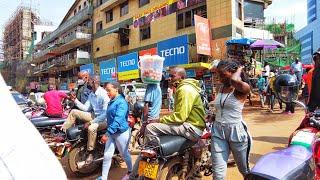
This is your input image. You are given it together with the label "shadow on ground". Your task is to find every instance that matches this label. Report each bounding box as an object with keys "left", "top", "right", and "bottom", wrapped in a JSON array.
[{"left": 253, "top": 136, "right": 288, "bottom": 144}]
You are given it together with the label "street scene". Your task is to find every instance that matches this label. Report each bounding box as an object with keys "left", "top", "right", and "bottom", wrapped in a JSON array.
[{"left": 0, "top": 0, "right": 320, "bottom": 180}]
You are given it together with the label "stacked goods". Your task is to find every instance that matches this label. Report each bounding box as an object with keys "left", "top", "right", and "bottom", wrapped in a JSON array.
[{"left": 139, "top": 55, "right": 165, "bottom": 84}]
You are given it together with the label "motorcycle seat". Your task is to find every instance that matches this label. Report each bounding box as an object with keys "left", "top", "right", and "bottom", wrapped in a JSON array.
[
  {"left": 31, "top": 117, "right": 66, "bottom": 127},
  {"left": 158, "top": 136, "right": 196, "bottom": 157}
]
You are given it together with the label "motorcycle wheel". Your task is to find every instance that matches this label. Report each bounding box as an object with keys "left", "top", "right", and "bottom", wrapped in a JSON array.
[
  {"left": 158, "top": 157, "right": 184, "bottom": 180},
  {"left": 68, "top": 142, "right": 101, "bottom": 176}
]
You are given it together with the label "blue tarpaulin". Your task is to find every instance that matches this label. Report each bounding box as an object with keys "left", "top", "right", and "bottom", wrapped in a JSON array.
[{"left": 226, "top": 38, "right": 255, "bottom": 46}]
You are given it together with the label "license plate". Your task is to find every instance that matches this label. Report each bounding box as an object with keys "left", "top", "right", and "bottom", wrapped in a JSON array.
[{"left": 138, "top": 161, "right": 159, "bottom": 179}]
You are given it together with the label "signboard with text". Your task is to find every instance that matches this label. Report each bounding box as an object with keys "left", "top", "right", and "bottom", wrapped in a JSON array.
[
  {"left": 100, "top": 59, "right": 117, "bottom": 82},
  {"left": 117, "top": 52, "right": 139, "bottom": 81},
  {"left": 80, "top": 63, "right": 94, "bottom": 76},
  {"left": 157, "top": 35, "right": 189, "bottom": 67},
  {"left": 139, "top": 47, "right": 157, "bottom": 56},
  {"left": 194, "top": 15, "right": 212, "bottom": 56}
]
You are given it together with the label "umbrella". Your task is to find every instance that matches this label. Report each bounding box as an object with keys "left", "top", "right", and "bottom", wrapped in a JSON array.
[
  {"left": 226, "top": 38, "right": 255, "bottom": 46},
  {"left": 250, "top": 39, "right": 285, "bottom": 50}
]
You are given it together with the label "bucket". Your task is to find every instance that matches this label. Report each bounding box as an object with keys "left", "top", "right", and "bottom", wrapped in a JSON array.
[{"left": 139, "top": 55, "right": 165, "bottom": 84}]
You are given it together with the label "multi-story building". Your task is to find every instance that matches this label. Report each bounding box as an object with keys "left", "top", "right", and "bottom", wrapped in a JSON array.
[
  {"left": 31, "top": 0, "right": 93, "bottom": 87},
  {"left": 295, "top": 0, "right": 319, "bottom": 64},
  {"left": 1, "top": 6, "right": 55, "bottom": 88},
  {"left": 243, "top": 0, "right": 273, "bottom": 39},
  {"left": 92, "top": 0, "right": 246, "bottom": 71}
]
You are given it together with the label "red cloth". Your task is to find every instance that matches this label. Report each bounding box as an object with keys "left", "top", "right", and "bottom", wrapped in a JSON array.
[{"left": 43, "top": 90, "right": 67, "bottom": 117}]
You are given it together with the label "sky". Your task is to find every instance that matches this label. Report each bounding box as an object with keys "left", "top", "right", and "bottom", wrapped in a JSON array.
[
  {"left": 0, "top": 0, "right": 74, "bottom": 39},
  {"left": 264, "top": 0, "right": 307, "bottom": 31},
  {"left": 0, "top": 0, "right": 308, "bottom": 38}
]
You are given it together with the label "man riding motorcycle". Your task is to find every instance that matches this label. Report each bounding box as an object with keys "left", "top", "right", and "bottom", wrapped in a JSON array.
[
  {"left": 62, "top": 75, "right": 110, "bottom": 164},
  {"left": 130, "top": 66, "right": 206, "bottom": 179},
  {"left": 76, "top": 70, "right": 92, "bottom": 104},
  {"left": 43, "top": 84, "right": 68, "bottom": 118}
]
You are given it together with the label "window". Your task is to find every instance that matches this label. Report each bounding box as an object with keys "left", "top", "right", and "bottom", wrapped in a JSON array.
[
  {"left": 235, "top": 0, "right": 242, "bottom": 20},
  {"left": 106, "top": 9, "right": 113, "bottom": 23},
  {"left": 120, "top": 1, "right": 129, "bottom": 16},
  {"left": 74, "top": 9, "right": 77, "bottom": 15},
  {"left": 97, "top": 0, "right": 103, "bottom": 6},
  {"left": 177, "top": 5, "right": 207, "bottom": 30},
  {"left": 84, "top": 1, "right": 87, "bottom": 8},
  {"left": 96, "top": 21, "right": 103, "bottom": 32},
  {"left": 79, "top": 5, "right": 81, "bottom": 11},
  {"left": 139, "top": 0, "right": 149, "bottom": 7},
  {"left": 140, "top": 25, "right": 151, "bottom": 40},
  {"left": 32, "top": 32, "right": 37, "bottom": 40}
]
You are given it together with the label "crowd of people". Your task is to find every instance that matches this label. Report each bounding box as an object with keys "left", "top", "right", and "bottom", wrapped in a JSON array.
[{"left": 18, "top": 49, "right": 320, "bottom": 179}]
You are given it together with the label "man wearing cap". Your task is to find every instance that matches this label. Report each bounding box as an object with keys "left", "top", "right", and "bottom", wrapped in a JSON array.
[
  {"left": 290, "top": 58, "right": 303, "bottom": 85},
  {"left": 306, "top": 49, "right": 320, "bottom": 112}
]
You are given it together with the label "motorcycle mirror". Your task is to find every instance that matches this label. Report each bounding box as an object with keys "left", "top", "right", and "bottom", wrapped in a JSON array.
[{"left": 293, "top": 100, "right": 308, "bottom": 114}]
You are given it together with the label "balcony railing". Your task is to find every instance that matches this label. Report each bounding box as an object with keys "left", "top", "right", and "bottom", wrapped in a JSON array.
[
  {"left": 32, "top": 50, "right": 91, "bottom": 75},
  {"left": 37, "top": 6, "right": 93, "bottom": 46}
]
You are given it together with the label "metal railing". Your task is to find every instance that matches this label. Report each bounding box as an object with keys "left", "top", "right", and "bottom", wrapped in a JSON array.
[{"left": 37, "top": 6, "right": 93, "bottom": 46}]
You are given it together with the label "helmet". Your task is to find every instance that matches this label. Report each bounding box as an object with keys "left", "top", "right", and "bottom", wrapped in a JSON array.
[{"left": 274, "top": 74, "right": 299, "bottom": 103}]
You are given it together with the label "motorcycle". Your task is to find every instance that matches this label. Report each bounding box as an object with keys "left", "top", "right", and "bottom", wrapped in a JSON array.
[
  {"left": 246, "top": 101, "right": 320, "bottom": 180},
  {"left": 66, "top": 124, "right": 122, "bottom": 176}
]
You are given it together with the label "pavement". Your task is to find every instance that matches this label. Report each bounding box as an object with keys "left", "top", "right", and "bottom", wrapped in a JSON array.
[{"left": 63, "top": 100, "right": 305, "bottom": 180}]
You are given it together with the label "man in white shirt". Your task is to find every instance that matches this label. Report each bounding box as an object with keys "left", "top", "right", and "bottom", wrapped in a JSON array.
[
  {"left": 62, "top": 75, "right": 110, "bottom": 163},
  {"left": 290, "top": 58, "right": 303, "bottom": 84},
  {"left": 262, "top": 62, "right": 270, "bottom": 80}
]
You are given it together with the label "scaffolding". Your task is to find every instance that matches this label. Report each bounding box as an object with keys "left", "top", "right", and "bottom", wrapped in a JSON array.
[{"left": 2, "top": 5, "right": 40, "bottom": 62}]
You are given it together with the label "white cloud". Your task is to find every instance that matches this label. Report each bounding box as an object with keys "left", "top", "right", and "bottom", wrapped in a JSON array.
[{"left": 264, "top": 0, "right": 307, "bottom": 31}]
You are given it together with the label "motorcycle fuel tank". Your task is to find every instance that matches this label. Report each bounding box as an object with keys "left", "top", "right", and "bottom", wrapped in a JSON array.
[{"left": 248, "top": 145, "right": 313, "bottom": 180}]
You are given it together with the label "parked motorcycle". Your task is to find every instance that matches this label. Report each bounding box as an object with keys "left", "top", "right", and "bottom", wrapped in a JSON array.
[{"left": 246, "top": 74, "right": 318, "bottom": 180}]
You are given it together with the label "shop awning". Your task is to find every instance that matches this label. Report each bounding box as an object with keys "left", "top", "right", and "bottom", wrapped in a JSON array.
[{"left": 178, "top": 62, "right": 210, "bottom": 69}]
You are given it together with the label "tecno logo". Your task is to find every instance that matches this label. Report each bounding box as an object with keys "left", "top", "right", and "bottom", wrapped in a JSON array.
[
  {"left": 101, "top": 67, "right": 115, "bottom": 75},
  {"left": 160, "top": 46, "right": 185, "bottom": 57}
]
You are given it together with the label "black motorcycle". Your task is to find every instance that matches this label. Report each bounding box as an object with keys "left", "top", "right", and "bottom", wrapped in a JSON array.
[{"left": 66, "top": 124, "right": 121, "bottom": 176}]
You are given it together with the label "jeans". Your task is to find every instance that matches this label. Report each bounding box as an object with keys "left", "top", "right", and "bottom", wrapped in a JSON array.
[
  {"left": 168, "top": 97, "right": 174, "bottom": 111},
  {"left": 211, "top": 122, "right": 250, "bottom": 180},
  {"left": 258, "top": 90, "right": 265, "bottom": 107},
  {"left": 294, "top": 71, "right": 302, "bottom": 85},
  {"left": 101, "top": 129, "right": 132, "bottom": 180}
]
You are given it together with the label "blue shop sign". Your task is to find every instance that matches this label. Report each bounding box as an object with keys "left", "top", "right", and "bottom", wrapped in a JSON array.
[
  {"left": 100, "top": 59, "right": 116, "bottom": 82},
  {"left": 157, "top": 35, "right": 189, "bottom": 67},
  {"left": 117, "top": 52, "right": 139, "bottom": 80},
  {"left": 80, "top": 63, "right": 94, "bottom": 76}
]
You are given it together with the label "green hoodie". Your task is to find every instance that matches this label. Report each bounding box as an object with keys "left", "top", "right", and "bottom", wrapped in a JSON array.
[{"left": 160, "top": 78, "right": 206, "bottom": 130}]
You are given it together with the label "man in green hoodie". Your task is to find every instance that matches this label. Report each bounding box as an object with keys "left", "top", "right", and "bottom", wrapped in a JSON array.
[
  {"left": 144, "top": 66, "right": 206, "bottom": 142},
  {"left": 129, "top": 67, "right": 206, "bottom": 179}
]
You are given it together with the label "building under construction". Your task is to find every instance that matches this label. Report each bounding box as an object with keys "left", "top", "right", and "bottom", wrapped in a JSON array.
[{"left": 2, "top": 6, "right": 39, "bottom": 62}]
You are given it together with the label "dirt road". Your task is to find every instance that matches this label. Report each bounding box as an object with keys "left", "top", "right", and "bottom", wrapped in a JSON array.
[{"left": 64, "top": 104, "right": 305, "bottom": 180}]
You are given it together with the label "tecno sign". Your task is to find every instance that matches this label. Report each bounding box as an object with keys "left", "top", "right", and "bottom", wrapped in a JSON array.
[
  {"left": 159, "top": 46, "right": 185, "bottom": 57},
  {"left": 157, "top": 35, "right": 189, "bottom": 67}
]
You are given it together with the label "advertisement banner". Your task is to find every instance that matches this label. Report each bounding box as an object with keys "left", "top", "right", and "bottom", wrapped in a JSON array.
[
  {"left": 139, "top": 47, "right": 157, "bottom": 56},
  {"left": 157, "top": 35, "right": 189, "bottom": 67},
  {"left": 133, "top": 0, "right": 205, "bottom": 28},
  {"left": 117, "top": 52, "right": 139, "bottom": 81},
  {"left": 100, "top": 59, "right": 117, "bottom": 83},
  {"left": 194, "top": 15, "right": 212, "bottom": 56},
  {"left": 80, "top": 63, "right": 94, "bottom": 76}
]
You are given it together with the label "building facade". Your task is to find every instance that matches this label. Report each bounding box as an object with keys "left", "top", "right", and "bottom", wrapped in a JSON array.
[
  {"left": 92, "top": 0, "right": 246, "bottom": 65},
  {"left": 31, "top": 0, "right": 93, "bottom": 88},
  {"left": 295, "top": 0, "right": 319, "bottom": 64}
]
